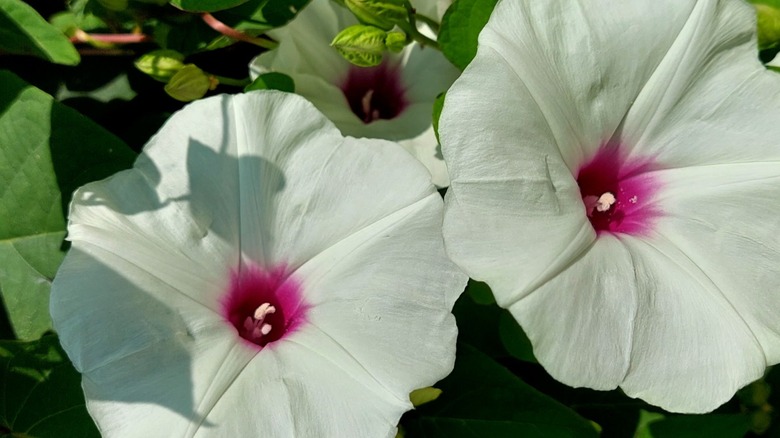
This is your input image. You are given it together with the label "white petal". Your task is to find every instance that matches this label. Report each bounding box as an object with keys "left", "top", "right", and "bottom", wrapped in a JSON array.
[
  {"left": 508, "top": 235, "right": 637, "bottom": 390},
  {"left": 293, "top": 192, "right": 464, "bottom": 396},
  {"left": 654, "top": 163, "right": 780, "bottom": 364},
  {"left": 471, "top": 0, "right": 696, "bottom": 167},
  {"left": 228, "top": 92, "right": 442, "bottom": 268},
  {"left": 441, "top": 48, "right": 593, "bottom": 305},
  {"left": 51, "top": 246, "right": 257, "bottom": 437},
  {"left": 619, "top": 235, "right": 765, "bottom": 413},
  {"left": 622, "top": 0, "right": 780, "bottom": 166},
  {"left": 66, "top": 97, "right": 242, "bottom": 308}
]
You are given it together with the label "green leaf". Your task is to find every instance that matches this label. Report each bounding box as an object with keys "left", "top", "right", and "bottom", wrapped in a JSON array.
[
  {"left": 452, "top": 292, "right": 506, "bottom": 358},
  {"left": 648, "top": 414, "right": 751, "bottom": 438},
  {"left": 245, "top": 72, "right": 295, "bottom": 92},
  {"left": 169, "top": 0, "right": 249, "bottom": 12},
  {"left": 0, "top": 334, "right": 98, "bottom": 437},
  {"left": 0, "top": 0, "right": 80, "bottom": 65},
  {"left": 463, "top": 279, "right": 493, "bottom": 305},
  {"left": 437, "top": 0, "right": 498, "bottom": 70},
  {"left": 634, "top": 410, "right": 665, "bottom": 438},
  {"left": 402, "top": 344, "right": 598, "bottom": 437},
  {"left": 0, "top": 70, "right": 135, "bottom": 340},
  {"left": 498, "top": 312, "right": 536, "bottom": 363},
  {"left": 214, "top": 0, "right": 311, "bottom": 32}
]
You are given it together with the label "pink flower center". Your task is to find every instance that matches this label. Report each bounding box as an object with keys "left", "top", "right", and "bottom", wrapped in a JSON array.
[
  {"left": 576, "top": 144, "right": 661, "bottom": 235},
  {"left": 341, "top": 61, "right": 408, "bottom": 124},
  {"left": 221, "top": 264, "right": 308, "bottom": 350}
]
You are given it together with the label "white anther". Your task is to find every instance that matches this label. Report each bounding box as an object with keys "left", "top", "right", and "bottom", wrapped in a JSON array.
[
  {"left": 253, "top": 303, "right": 276, "bottom": 320},
  {"left": 584, "top": 192, "right": 617, "bottom": 217},
  {"left": 595, "top": 192, "right": 616, "bottom": 212},
  {"left": 261, "top": 323, "right": 272, "bottom": 336}
]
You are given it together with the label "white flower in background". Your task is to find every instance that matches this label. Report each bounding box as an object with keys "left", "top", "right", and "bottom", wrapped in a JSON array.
[
  {"left": 50, "top": 91, "right": 466, "bottom": 436},
  {"left": 250, "top": 0, "right": 460, "bottom": 187},
  {"left": 440, "top": 0, "right": 780, "bottom": 413}
]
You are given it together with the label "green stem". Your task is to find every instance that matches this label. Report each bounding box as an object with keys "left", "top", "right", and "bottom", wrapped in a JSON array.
[
  {"left": 211, "top": 75, "right": 251, "bottom": 87},
  {"left": 399, "top": 0, "right": 440, "bottom": 49}
]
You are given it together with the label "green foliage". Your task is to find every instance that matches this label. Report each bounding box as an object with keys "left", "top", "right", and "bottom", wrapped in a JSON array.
[
  {"left": 169, "top": 0, "right": 249, "bottom": 12},
  {"left": 402, "top": 344, "right": 598, "bottom": 437},
  {"left": 498, "top": 312, "right": 536, "bottom": 363},
  {"left": 245, "top": 72, "right": 295, "bottom": 92},
  {"left": 437, "top": 0, "right": 498, "bottom": 70},
  {"left": 648, "top": 414, "right": 751, "bottom": 438},
  {"left": 0, "top": 0, "right": 80, "bottom": 65},
  {"left": 0, "top": 334, "right": 98, "bottom": 437},
  {"left": 0, "top": 71, "right": 135, "bottom": 340},
  {"left": 213, "top": 0, "right": 312, "bottom": 32}
]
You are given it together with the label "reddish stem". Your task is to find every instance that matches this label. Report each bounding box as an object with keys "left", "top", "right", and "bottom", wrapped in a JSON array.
[
  {"left": 70, "top": 30, "right": 152, "bottom": 44},
  {"left": 201, "top": 13, "right": 277, "bottom": 49}
]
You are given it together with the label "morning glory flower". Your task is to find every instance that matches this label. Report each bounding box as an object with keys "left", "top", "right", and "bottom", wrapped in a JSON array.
[
  {"left": 440, "top": 0, "right": 780, "bottom": 413},
  {"left": 249, "top": 0, "right": 460, "bottom": 187},
  {"left": 50, "top": 91, "right": 466, "bottom": 436}
]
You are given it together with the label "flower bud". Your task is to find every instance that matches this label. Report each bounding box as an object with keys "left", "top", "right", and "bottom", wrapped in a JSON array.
[
  {"left": 384, "top": 31, "right": 406, "bottom": 53},
  {"left": 331, "top": 25, "right": 387, "bottom": 67},
  {"left": 344, "top": 0, "right": 407, "bottom": 31},
  {"left": 756, "top": 3, "right": 780, "bottom": 50},
  {"left": 135, "top": 50, "right": 186, "bottom": 83},
  {"left": 164, "top": 64, "right": 212, "bottom": 102}
]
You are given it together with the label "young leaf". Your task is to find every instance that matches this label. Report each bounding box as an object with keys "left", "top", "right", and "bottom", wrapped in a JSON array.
[
  {"left": 402, "top": 344, "right": 598, "bottom": 437},
  {"left": 0, "top": 0, "right": 80, "bottom": 65},
  {"left": 0, "top": 70, "right": 135, "bottom": 340},
  {"left": 437, "top": 0, "right": 498, "bottom": 70},
  {"left": 0, "top": 334, "right": 98, "bottom": 437}
]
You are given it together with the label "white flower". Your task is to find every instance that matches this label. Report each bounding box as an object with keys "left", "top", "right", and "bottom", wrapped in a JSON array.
[
  {"left": 440, "top": 0, "right": 780, "bottom": 413},
  {"left": 50, "top": 91, "right": 466, "bottom": 436},
  {"left": 250, "top": 0, "right": 460, "bottom": 187}
]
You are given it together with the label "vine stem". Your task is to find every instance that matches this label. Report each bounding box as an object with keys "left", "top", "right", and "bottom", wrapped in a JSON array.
[
  {"left": 398, "top": 0, "right": 440, "bottom": 50},
  {"left": 70, "top": 30, "right": 152, "bottom": 44},
  {"left": 212, "top": 74, "right": 251, "bottom": 87},
  {"left": 201, "top": 13, "right": 279, "bottom": 49}
]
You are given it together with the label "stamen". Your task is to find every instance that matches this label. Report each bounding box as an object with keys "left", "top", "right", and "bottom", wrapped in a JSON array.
[
  {"left": 595, "top": 192, "right": 616, "bottom": 212},
  {"left": 261, "top": 323, "right": 272, "bottom": 336},
  {"left": 584, "top": 192, "right": 616, "bottom": 217},
  {"left": 254, "top": 303, "right": 276, "bottom": 320},
  {"left": 361, "top": 89, "right": 375, "bottom": 122}
]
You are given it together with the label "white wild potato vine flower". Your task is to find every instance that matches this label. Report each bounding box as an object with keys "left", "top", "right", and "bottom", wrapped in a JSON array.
[
  {"left": 50, "top": 91, "right": 466, "bottom": 436},
  {"left": 249, "top": 0, "right": 459, "bottom": 187},
  {"left": 440, "top": 0, "right": 780, "bottom": 413}
]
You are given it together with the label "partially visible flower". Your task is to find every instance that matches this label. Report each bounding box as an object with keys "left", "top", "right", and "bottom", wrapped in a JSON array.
[
  {"left": 441, "top": 0, "right": 780, "bottom": 413},
  {"left": 250, "top": 0, "right": 459, "bottom": 187},
  {"left": 51, "top": 91, "right": 466, "bottom": 436}
]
